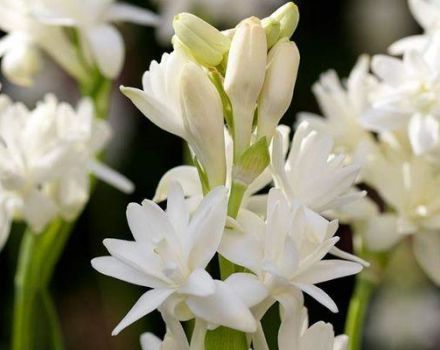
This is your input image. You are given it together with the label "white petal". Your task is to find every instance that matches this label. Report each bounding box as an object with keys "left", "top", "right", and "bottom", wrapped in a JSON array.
[
  {"left": 187, "top": 186, "right": 228, "bottom": 269},
  {"left": 413, "top": 231, "right": 440, "bottom": 285},
  {"left": 333, "top": 335, "right": 349, "bottom": 350},
  {"left": 295, "top": 260, "right": 362, "bottom": 285},
  {"left": 408, "top": 114, "right": 439, "bottom": 155},
  {"left": 102, "top": 239, "right": 169, "bottom": 287},
  {"left": 140, "top": 333, "right": 162, "bottom": 350},
  {"left": 300, "top": 321, "right": 335, "bottom": 350},
  {"left": 153, "top": 166, "right": 202, "bottom": 203},
  {"left": 83, "top": 25, "right": 124, "bottom": 78},
  {"left": 277, "top": 293, "right": 303, "bottom": 350},
  {"left": 219, "top": 209, "right": 265, "bottom": 273},
  {"left": 166, "top": 181, "right": 190, "bottom": 239},
  {"left": 120, "top": 86, "right": 186, "bottom": 138},
  {"left": 88, "top": 160, "right": 134, "bottom": 193},
  {"left": 91, "top": 256, "right": 163, "bottom": 287},
  {"left": 388, "top": 35, "right": 427, "bottom": 55},
  {"left": 126, "top": 201, "right": 174, "bottom": 244},
  {"left": 186, "top": 280, "right": 257, "bottom": 333},
  {"left": 295, "top": 283, "right": 338, "bottom": 313},
  {"left": 112, "top": 288, "right": 174, "bottom": 335},
  {"left": 104, "top": 3, "right": 159, "bottom": 26},
  {"left": 224, "top": 273, "right": 268, "bottom": 307},
  {"left": 360, "top": 214, "right": 401, "bottom": 252},
  {"left": 22, "top": 190, "right": 58, "bottom": 232},
  {"left": 0, "top": 204, "right": 11, "bottom": 251},
  {"left": 329, "top": 247, "right": 370, "bottom": 267},
  {"left": 408, "top": 0, "right": 440, "bottom": 29},
  {"left": 371, "top": 55, "right": 406, "bottom": 86},
  {"left": 178, "top": 269, "right": 216, "bottom": 297},
  {"left": 361, "top": 108, "right": 408, "bottom": 132}
]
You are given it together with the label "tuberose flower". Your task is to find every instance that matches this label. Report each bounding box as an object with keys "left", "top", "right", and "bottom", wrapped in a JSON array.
[{"left": 92, "top": 183, "right": 258, "bottom": 336}]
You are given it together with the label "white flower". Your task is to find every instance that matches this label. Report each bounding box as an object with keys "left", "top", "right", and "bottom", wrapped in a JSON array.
[
  {"left": 92, "top": 183, "right": 257, "bottom": 336},
  {"left": 0, "top": 0, "right": 88, "bottom": 85},
  {"left": 299, "top": 55, "right": 377, "bottom": 165},
  {"left": 362, "top": 42, "right": 440, "bottom": 155},
  {"left": 0, "top": 94, "right": 132, "bottom": 249},
  {"left": 121, "top": 50, "right": 226, "bottom": 189},
  {"left": 271, "top": 121, "right": 364, "bottom": 214},
  {"left": 219, "top": 189, "right": 363, "bottom": 315},
  {"left": 31, "top": 0, "right": 159, "bottom": 78}
]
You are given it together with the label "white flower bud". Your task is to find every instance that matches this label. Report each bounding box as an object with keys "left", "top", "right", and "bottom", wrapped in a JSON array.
[
  {"left": 269, "top": 2, "right": 299, "bottom": 39},
  {"left": 224, "top": 17, "right": 267, "bottom": 158},
  {"left": 257, "top": 40, "right": 300, "bottom": 140},
  {"left": 173, "top": 13, "right": 231, "bottom": 67},
  {"left": 180, "top": 62, "right": 226, "bottom": 188},
  {"left": 2, "top": 44, "right": 41, "bottom": 86}
]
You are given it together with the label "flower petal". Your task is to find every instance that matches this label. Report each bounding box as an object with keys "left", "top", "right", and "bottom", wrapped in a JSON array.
[
  {"left": 186, "top": 280, "right": 257, "bottom": 333},
  {"left": 83, "top": 24, "right": 124, "bottom": 78},
  {"left": 408, "top": 114, "right": 439, "bottom": 155},
  {"left": 295, "top": 283, "right": 338, "bottom": 313},
  {"left": 224, "top": 273, "right": 268, "bottom": 307},
  {"left": 88, "top": 160, "right": 134, "bottom": 194},
  {"left": 413, "top": 231, "right": 440, "bottom": 286},
  {"left": 295, "top": 260, "right": 362, "bottom": 285},
  {"left": 112, "top": 288, "right": 174, "bottom": 335},
  {"left": 104, "top": 3, "right": 160, "bottom": 26},
  {"left": 178, "top": 268, "right": 216, "bottom": 297}
]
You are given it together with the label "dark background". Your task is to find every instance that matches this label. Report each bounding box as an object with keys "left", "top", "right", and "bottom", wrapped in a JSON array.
[{"left": 2, "top": 1, "right": 436, "bottom": 349}]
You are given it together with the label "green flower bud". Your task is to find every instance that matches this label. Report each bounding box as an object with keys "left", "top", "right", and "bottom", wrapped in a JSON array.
[
  {"left": 262, "top": 17, "right": 282, "bottom": 49},
  {"left": 173, "top": 13, "right": 231, "bottom": 67}
]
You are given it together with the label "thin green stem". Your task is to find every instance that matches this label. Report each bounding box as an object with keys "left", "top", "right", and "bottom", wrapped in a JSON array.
[
  {"left": 41, "top": 288, "right": 64, "bottom": 350},
  {"left": 344, "top": 233, "right": 391, "bottom": 350},
  {"left": 344, "top": 276, "right": 376, "bottom": 350}
]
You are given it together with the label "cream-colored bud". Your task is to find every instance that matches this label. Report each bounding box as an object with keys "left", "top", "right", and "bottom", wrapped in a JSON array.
[
  {"left": 257, "top": 40, "right": 300, "bottom": 140},
  {"left": 262, "top": 17, "right": 281, "bottom": 49},
  {"left": 180, "top": 62, "right": 226, "bottom": 188},
  {"left": 173, "top": 13, "right": 231, "bottom": 67},
  {"left": 224, "top": 17, "right": 267, "bottom": 158},
  {"left": 2, "top": 44, "right": 41, "bottom": 86},
  {"left": 269, "top": 2, "right": 299, "bottom": 39}
]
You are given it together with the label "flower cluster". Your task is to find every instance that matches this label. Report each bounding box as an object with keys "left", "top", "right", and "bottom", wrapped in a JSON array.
[
  {"left": 93, "top": 3, "right": 365, "bottom": 349},
  {"left": 0, "top": 91, "right": 133, "bottom": 250},
  {"left": 300, "top": 0, "right": 440, "bottom": 285},
  {"left": 0, "top": 0, "right": 158, "bottom": 85}
]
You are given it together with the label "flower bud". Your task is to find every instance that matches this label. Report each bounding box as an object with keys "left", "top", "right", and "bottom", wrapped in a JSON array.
[
  {"left": 262, "top": 17, "right": 281, "bottom": 49},
  {"left": 180, "top": 62, "right": 226, "bottom": 188},
  {"left": 269, "top": 2, "right": 299, "bottom": 39},
  {"left": 2, "top": 44, "right": 41, "bottom": 86},
  {"left": 173, "top": 13, "right": 231, "bottom": 67},
  {"left": 257, "top": 40, "right": 300, "bottom": 140},
  {"left": 224, "top": 17, "right": 267, "bottom": 158}
]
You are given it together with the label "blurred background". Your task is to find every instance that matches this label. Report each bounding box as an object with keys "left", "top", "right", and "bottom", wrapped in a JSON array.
[{"left": 1, "top": 0, "right": 440, "bottom": 349}]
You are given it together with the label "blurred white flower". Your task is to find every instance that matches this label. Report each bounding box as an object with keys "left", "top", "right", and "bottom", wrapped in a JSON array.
[
  {"left": 0, "top": 0, "right": 88, "bottom": 85},
  {"left": 362, "top": 41, "right": 440, "bottom": 155},
  {"left": 271, "top": 121, "right": 364, "bottom": 214},
  {"left": 0, "top": 93, "right": 132, "bottom": 249},
  {"left": 359, "top": 148, "right": 440, "bottom": 285},
  {"left": 299, "top": 56, "right": 377, "bottom": 165},
  {"left": 389, "top": 0, "right": 440, "bottom": 55},
  {"left": 92, "top": 183, "right": 258, "bottom": 337},
  {"left": 121, "top": 50, "right": 227, "bottom": 189},
  {"left": 31, "top": 0, "right": 159, "bottom": 78}
]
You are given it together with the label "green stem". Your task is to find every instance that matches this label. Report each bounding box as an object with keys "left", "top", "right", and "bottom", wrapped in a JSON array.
[
  {"left": 41, "top": 288, "right": 64, "bottom": 350},
  {"left": 344, "top": 276, "right": 376, "bottom": 350},
  {"left": 344, "top": 232, "right": 391, "bottom": 350},
  {"left": 12, "top": 231, "right": 38, "bottom": 350}
]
